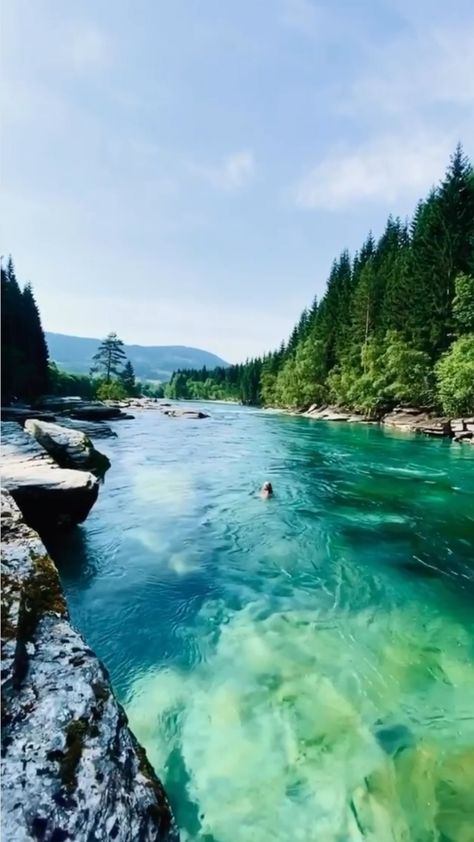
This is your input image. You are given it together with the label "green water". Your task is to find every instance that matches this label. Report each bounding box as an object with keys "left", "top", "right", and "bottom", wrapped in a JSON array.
[{"left": 50, "top": 405, "right": 474, "bottom": 841}]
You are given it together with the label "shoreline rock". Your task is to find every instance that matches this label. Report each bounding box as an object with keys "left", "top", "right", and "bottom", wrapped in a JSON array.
[
  {"left": 1, "top": 491, "right": 178, "bottom": 842},
  {"left": 24, "top": 419, "right": 111, "bottom": 478},
  {"left": 295, "top": 404, "right": 474, "bottom": 444},
  {"left": 1, "top": 423, "right": 99, "bottom": 532}
]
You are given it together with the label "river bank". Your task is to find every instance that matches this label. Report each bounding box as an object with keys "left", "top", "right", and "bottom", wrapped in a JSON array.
[
  {"left": 0, "top": 413, "right": 179, "bottom": 841},
  {"left": 290, "top": 403, "right": 474, "bottom": 444}
]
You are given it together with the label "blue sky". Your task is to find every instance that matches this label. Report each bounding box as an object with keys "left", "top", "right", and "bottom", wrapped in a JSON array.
[{"left": 2, "top": 0, "right": 474, "bottom": 362}]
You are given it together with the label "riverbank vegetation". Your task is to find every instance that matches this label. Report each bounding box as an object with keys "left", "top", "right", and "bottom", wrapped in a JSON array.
[{"left": 167, "top": 146, "right": 474, "bottom": 416}]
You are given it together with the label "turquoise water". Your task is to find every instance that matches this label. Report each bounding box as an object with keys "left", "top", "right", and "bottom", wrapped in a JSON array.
[{"left": 49, "top": 405, "right": 474, "bottom": 841}]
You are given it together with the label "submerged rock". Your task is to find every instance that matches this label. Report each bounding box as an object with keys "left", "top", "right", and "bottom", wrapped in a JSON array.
[
  {"left": 162, "top": 409, "right": 209, "bottom": 419},
  {"left": 1, "top": 422, "right": 99, "bottom": 531},
  {"left": 1, "top": 491, "right": 178, "bottom": 842},
  {"left": 24, "top": 419, "right": 110, "bottom": 477}
]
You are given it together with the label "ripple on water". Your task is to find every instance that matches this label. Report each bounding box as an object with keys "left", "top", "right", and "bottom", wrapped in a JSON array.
[
  {"left": 126, "top": 599, "right": 474, "bottom": 842},
  {"left": 51, "top": 409, "right": 474, "bottom": 841}
]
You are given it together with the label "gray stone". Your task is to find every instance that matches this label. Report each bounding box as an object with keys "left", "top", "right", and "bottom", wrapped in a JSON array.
[
  {"left": 1, "top": 422, "right": 99, "bottom": 531},
  {"left": 454, "top": 430, "right": 473, "bottom": 442},
  {"left": 1, "top": 491, "right": 178, "bottom": 842},
  {"left": 67, "top": 403, "right": 126, "bottom": 421},
  {"left": 163, "top": 408, "right": 209, "bottom": 419},
  {"left": 24, "top": 419, "right": 110, "bottom": 477}
]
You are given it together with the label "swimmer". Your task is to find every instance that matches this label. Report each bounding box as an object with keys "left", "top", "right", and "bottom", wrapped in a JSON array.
[{"left": 261, "top": 481, "right": 273, "bottom": 498}]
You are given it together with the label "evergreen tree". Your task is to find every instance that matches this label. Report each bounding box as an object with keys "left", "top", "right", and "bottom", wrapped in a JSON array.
[
  {"left": 22, "top": 283, "right": 50, "bottom": 397},
  {"left": 120, "top": 360, "right": 137, "bottom": 396},
  {"left": 1, "top": 256, "right": 49, "bottom": 401},
  {"left": 91, "top": 333, "right": 127, "bottom": 383}
]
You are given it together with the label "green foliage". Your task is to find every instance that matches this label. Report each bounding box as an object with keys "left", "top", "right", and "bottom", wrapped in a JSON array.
[
  {"left": 452, "top": 273, "right": 474, "bottom": 334},
  {"left": 435, "top": 336, "right": 474, "bottom": 416},
  {"left": 1, "top": 256, "right": 49, "bottom": 401},
  {"left": 90, "top": 333, "right": 126, "bottom": 383},
  {"left": 48, "top": 363, "right": 96, "bottom": 399},
  {"left": 96, "top": 381, "right": 128, "bottom": 401},
  {"left": 138, "top": 381, "right": 165, "bottom": 398},
  {"left": 168, "top": 146, "right": 473, "bottom": 417}
]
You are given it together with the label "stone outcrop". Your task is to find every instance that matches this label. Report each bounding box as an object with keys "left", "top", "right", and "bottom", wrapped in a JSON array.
[
  {"left": 382, "top": 407, "right": 451, "bottom": 436},
  {"left": 302, "top": 405, "right": 372, "bottom": 423},
  {"left": 1, "top": 423, "right": 99, "bottom": 531},
  {"left": 1, "top": 491, "right": 178, "bottom": 842},
  {"left": 1, "top": 406, "right": 57, "bottom": 423},
  {"left": 297, "top": 404, "right": 474, "bottom": 444},
  {"left": 24, "top": 419, "right": 111, "bottom": 477}
]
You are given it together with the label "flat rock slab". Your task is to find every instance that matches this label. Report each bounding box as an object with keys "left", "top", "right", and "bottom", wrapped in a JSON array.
[
  {"left": 1, "top": 422, "right": 99, "bottom": 531},
  {"left": 1, "top": 407, "right": 57, "bottom": 424},
  {"left": 67, "top": 404, "right": 126, "bottom": 421},
  {"left": 302, "top": 405, "right": 369, "bottom": 422},
  {"left": 53, "top": 417, "right": 117, "bottom": 439},
  {"left": 1, "top": 491, "right": 178, "bottom": 842},
  {"left": 24, "top": 419, "right": 110, "bottom": 477}
]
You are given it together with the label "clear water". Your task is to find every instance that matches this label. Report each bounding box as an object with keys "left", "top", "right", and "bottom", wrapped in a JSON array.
[{"left": 48, "top": 404, "right": 474, "bottom": 842}]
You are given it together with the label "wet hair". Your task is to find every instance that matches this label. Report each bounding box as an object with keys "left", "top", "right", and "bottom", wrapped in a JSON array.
[{"left": 263, "top": 481, "right": 273, "bottom": 493}]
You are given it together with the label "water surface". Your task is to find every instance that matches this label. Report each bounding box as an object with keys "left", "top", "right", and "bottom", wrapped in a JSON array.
[{"left": 49, "top": 405, "right": 474, "bottom": 841}]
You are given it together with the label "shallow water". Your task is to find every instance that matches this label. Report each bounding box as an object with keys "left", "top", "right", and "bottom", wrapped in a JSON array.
[{"left": 49, "top": 405, "right": 474, "bottom": 841}]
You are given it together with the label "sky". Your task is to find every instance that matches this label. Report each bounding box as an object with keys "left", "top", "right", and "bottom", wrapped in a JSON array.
[{"left": 2, "top": 0, "right": 474, "bottom": 363}]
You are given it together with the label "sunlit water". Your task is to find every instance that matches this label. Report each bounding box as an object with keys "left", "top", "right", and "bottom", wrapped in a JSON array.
[{"left": 48, "top": 404, "right": 474, "bottom": 841}]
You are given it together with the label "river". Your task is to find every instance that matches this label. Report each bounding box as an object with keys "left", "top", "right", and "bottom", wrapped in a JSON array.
[{"left": 48, "top": 404, "right": 474, "bottom": 842}]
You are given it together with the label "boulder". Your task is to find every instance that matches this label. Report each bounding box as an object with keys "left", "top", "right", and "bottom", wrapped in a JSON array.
[
  {"left": 163, "top": 409, "right": 209, "bottom": 419},
  {"left": 1, "top": 422, "right": 99, "bottom": 532},
  {"left": 454, "top": 430, "right": 474, "bottom": 442},
  {"left": 383, "top": 410, "right": 451, "bottom": 437},
  {"left": 24, "top": 419, "right": 110, "bottom": 477},
  {"left": 1, "top": 491, "right": 178, "bottom": 842},
  {"left": 67, "top": 403, "right": 126, "bottom": 421}
]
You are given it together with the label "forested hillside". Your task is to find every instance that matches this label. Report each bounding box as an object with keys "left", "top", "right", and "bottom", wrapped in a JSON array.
[{"left": 166, "top": 146, "right": 474, "bottom": 415}]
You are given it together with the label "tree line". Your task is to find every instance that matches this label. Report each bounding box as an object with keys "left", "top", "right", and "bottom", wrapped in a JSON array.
[
  {"left": 1, "top": 256, "right": 50, "bottom": 401},
  {"left": 167, "top": 145, "right": 474, "bottom": 416},
  {"left": 1, "top": 262, "right": 163, "bottom": 402}
]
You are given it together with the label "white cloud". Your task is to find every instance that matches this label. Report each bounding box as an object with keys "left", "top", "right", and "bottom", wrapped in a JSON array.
[
  {"left": 68, "top": 25, "right": 110, "bottom": 72},
  {"left": 294, "top": 133, "right": 451, "bottom": 210},
  {"left": 190, "top": 151, "right": 255, "bottom": 191},
  {"left": 339, "top": 25, "right": 474, "bottom": 118}
]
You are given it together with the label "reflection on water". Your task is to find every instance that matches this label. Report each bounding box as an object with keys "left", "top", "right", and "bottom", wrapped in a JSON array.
[{"left": 50, "top": 405, "right": 474, "bottom": 841}]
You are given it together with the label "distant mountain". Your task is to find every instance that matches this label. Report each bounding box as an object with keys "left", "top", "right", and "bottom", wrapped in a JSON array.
[{"left": 46, "top": 332, "right": 229, "bottom": 382}]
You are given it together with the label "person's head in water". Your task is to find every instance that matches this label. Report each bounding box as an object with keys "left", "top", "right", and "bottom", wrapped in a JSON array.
[{"left": 261, "top": 481, "right": 273, "bottom": 498}]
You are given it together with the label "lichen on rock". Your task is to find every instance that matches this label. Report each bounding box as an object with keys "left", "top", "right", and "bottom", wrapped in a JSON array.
[{"left": 1, "top": 491, "right": 178, "bottom": 842}]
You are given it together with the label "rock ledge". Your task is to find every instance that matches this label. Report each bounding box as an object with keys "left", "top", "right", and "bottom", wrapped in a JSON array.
[{"left": 1, "top": 490, "right": 178, "bottom": 842}]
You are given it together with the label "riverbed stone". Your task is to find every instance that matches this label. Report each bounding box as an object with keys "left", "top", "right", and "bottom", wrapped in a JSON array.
[
  {"left": 1, "top": 422, "right": 99, "bottom": 531},
  {"left": 162, "top": 408, "right": 210, "bottom": 419},
  {"left": 0, "top": 491, "right": 178, "bottom": 842},
  {"left": 24, "top": 419, "right": 110, "bottom": 477}
]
